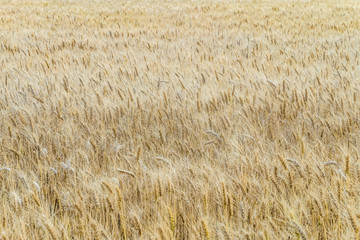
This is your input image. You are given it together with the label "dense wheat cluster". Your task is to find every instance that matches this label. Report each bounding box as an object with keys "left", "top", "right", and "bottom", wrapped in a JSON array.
[{"left": 1, "top": 0, "right": 360, "bottom": 239}]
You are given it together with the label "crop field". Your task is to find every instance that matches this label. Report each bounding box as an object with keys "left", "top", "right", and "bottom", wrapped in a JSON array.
[{"left": 1, "top": 0, "right": 360, "bottom": 239}]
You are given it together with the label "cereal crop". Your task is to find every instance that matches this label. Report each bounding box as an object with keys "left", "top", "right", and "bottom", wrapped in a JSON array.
[{"left": 1, "top": 0, "right": 360, "bottom": 239}]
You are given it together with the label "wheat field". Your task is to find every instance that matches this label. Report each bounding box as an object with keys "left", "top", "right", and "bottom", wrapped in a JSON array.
[{"left": 1, "top": 0, "right": 360, "bottom": 239}]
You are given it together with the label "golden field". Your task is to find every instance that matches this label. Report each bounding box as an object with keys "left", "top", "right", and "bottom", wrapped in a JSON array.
[{"left": 1, "top": 0, "right": 360, "bottom": 239}]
